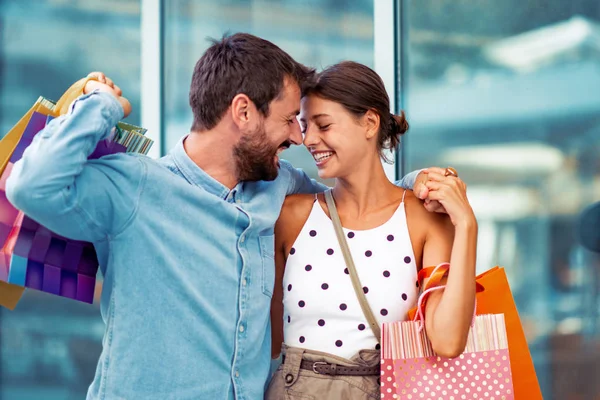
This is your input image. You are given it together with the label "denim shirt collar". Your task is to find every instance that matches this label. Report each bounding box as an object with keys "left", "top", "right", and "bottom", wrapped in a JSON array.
[{"left": 169, "top": 136, "right": 241, "bottom": 201}]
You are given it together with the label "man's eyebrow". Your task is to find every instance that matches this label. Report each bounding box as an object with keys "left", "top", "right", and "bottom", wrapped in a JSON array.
[{"left": 286, "top": 110, "right": 300, "bottom": 118}]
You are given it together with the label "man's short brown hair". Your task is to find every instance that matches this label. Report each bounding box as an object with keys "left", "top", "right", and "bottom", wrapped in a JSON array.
[{"left": 189, "top": 33, "right": 315, "bottom": 131}]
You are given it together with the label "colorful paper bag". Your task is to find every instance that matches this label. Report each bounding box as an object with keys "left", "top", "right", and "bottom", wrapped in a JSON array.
[
  {"left": 0, "top": 77, "right": 153, "bottom": 308},
  {"left": 381, "top": 314, "right": 514, "bottom": 399},
  {"left": 405, "top": 265, "right": 542, "bottom": 399}
]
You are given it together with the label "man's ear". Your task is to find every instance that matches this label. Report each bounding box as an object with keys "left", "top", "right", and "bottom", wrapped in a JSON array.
[
  {"left": 364, "top": 109, "right": 380, "bottom": 140},
  {"left": 231, "top": 94, "right": 256, "bottom": 129}
]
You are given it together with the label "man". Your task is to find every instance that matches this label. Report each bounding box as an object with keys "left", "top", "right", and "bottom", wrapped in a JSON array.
[{"left": 7, "top": 33, "right": 445, "bottom": 399}]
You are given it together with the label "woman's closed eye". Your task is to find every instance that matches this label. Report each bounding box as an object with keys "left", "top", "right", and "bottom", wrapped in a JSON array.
[{"left": 300, "top": 123, "right": 331, "bottom": 135}]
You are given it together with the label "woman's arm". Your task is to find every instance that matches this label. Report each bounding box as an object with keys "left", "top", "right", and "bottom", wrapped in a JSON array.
[{"left": 417, "top": 173, "right": 478, "bottom": 358}]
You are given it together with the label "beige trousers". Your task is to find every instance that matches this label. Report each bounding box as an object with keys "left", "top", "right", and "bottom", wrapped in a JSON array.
[{"left": 265, "top": 345, "right": 381, "bottom": 400}]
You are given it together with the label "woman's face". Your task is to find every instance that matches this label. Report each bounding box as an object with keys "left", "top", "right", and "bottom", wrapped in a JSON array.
[{"left": 299, "top": 95, "right": 377, "bottom": 180}]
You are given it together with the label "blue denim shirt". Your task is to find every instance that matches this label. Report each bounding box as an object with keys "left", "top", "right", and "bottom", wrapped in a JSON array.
[{"left": 6, "top": 92, "right": 417, "bottom": 400}]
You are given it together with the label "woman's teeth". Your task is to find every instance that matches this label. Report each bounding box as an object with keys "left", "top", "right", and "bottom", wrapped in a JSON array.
[{"left": 314, "top": 152, "right": 334, "bottom": 162}]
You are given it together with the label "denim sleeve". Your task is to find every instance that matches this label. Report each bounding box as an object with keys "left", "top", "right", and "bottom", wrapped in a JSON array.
[
  {"left": 6, "top": 91, "right": 145, "bottom": 242},
  {"left": 279, "top": 160, "right": 328, "bottom": 195},
  {"left": 394, "top": 169, "right": 423, "bottom": 190}
]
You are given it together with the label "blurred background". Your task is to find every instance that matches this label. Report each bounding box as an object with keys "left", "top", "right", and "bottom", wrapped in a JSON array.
[{"left": 0, "top": 0, "right": 599, "bottom": 398}]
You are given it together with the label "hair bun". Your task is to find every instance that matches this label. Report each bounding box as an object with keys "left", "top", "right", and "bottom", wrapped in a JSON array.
[{"left": 390, "top": 111, "right": 409, "bottom": 136}]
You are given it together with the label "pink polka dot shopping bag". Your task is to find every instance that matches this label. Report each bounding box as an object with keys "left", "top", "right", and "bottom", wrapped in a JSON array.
[{"left": 381, "top": 263, "right": 542, "bottom": 399}]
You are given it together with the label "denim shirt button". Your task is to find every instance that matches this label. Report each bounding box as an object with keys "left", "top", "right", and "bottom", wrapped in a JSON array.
[
  {"left": 285, "top": 373, "right": 293, "bottom": 384},
  {"left": 239, "top": 325, "right": 245, "bottom": 333}
]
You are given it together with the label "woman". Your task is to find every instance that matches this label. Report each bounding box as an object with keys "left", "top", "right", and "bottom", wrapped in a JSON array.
[{"left": 266, "top": 61, "right": 477, "bottom": 399}]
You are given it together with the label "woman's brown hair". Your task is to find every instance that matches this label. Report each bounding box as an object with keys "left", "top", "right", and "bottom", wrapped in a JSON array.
[{"left": 303, "top": 61, "right": 408, "bottom": 162}]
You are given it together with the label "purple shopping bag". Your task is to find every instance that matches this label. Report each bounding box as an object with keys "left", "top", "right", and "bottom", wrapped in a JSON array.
[{"left": 1, "top": 111, "right": 151, "bottom": 304}]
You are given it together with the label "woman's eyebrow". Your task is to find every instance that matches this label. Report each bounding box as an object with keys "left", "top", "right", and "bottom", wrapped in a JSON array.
[{"left": 299, "top": 113, "right": 331, "bottom": 123}]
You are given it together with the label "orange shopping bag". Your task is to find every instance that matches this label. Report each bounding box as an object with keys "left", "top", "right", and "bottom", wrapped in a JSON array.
[
  {"left": 0, "top": 76, "right": 97, "bottom": 310},
  {"left": 475, "top": 267, "right": 542, "bottom": 399},
  {"left": 409, "top": 265, "right": 542, "bottom": 400}
]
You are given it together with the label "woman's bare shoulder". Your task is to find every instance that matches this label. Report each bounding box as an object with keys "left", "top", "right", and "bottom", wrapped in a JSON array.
[
  {"left": 281, "top": 193, "right": 317, "bottom": 217},
  {"left": 404, "top": 189, "right": 448, "bottom": 224},
  {"left": 276, "top": 193, "right": 319, "bottom": 249},
  {"left": 405, "top": 189, "right": 452, "bottom": 237},
  {"left": 277, "top": 193, "right": 318, "bottom": 230}
]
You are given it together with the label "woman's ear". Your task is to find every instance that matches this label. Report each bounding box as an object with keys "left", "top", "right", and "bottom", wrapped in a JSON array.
[{"left": 364, "top": 110, "right": 380, "bottom": 140}]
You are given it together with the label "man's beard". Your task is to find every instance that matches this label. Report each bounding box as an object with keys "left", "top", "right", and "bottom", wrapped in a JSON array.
[{"left": 233, "top": 123, "right": 287, "bottom": 182}]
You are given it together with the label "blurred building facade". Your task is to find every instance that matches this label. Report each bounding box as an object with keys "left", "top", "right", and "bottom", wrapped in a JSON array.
[{"left": 0, "top": 0, "right": 598, "bottom": 398}]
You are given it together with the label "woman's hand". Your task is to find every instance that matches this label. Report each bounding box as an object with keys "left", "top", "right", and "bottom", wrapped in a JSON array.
[
  {"left": 414, "top": 167, "right": 448, "bottom": 213},
  {"left": 424, "top": 170, "right": 476, "bottom": 228},
  {"left": 84, "top": 72, "right": 132, "bottom": 118}
]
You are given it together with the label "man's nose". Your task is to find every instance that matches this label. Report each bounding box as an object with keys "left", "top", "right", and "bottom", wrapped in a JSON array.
[{"left": 289, "top": 121, "right": 303, "bottom": 145}]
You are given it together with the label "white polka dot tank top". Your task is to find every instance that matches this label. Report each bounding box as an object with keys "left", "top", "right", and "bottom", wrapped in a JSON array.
[{"left": 282, "top": 193, "right": 419, "bottom": 359}]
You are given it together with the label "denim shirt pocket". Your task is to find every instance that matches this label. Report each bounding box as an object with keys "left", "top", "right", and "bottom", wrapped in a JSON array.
[{"left": 259, "top": 234, "right": 276, "bottom": 297}]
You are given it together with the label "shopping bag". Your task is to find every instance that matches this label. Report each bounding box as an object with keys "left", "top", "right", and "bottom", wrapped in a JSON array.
[
  {"left": 0, "top": 210, "right": 23, "bottom": 281},
  {"left": 0, "top": 77, "right": 96, "bottom": 309},
  {"left": 474, "top": 267, "right": 542, "bottom": 399},
  {"left": 0, "top": 77, "right": 153, "bottom": 307},
  {"left": 0, "top": 77, "right": 95, "bottom": 176},
  {"left": 381, "top": 314, "right": 514, "bottom": 399},
  {"left": 382, "top": 263, "right": 516, "bottom": 399},
  {"left": 405, "top": 265, "right": 542, "bottom": 399},
  {"left": 7, "top": 215, "right": 98, "bottom": 303},
  {"left": 0, "top": 281, "right": 24, "bottom": 310},
  {"left": 0, "top": 112, "right": 49, "bottom": 248}
]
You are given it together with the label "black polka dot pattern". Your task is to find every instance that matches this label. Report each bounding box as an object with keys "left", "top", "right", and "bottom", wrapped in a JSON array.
[{"left": 281, "top": 210, "right": 419, "bottom": 359}]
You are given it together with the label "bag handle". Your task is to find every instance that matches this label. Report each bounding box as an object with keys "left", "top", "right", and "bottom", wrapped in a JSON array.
[
  {"left": 53, "top": 76, "right": 98, "bottom": 116},
  {"left": 413, "top": 263, "right": 478, "bottom": 332},
  {"left": 419, "top": 264, "right": 485, "bottom": 293},
  {"left": 324, "top": 190, "right": 381, "bottom": 343}
]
